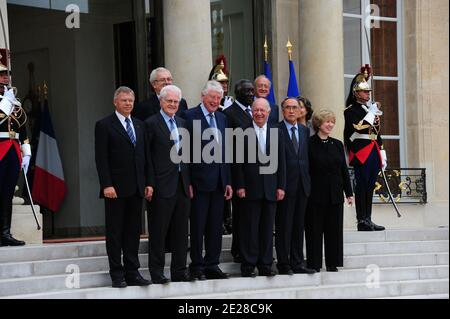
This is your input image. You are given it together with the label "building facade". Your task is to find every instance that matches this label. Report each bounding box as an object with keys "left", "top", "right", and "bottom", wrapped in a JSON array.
[{"left": 1, "top": 0, "right": 448, "bottom": 238}]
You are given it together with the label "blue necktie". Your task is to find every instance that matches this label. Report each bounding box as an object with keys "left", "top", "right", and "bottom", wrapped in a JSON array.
[
  {"left": 245, "top": 107, "right": 252, "bottom": 118},
  {"left": 125, "top": 118, "right": 136, "bottom": 146},
  {"left": 208, "top": 113, "right": 219, "bottom": 143},
  {"left": 169, "top": 118, "right": 181, "bottom": 171},
  {"left": 291, "top": 126, "right": 299, "bottom": 153}
]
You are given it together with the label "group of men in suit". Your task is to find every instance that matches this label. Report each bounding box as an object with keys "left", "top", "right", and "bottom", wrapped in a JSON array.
[{"left": 95, "top": 66, "right": 316, "bottom": 288}]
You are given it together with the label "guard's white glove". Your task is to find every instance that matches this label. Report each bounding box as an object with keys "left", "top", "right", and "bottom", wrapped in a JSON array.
[
  {"left": 380, "top": 149, "right": 387, "bottom": 171},
  {"left": 222, "top": 96, "right": 234, "bottom": 110},
  {"left": 22, "top": 155, "right": 31, "bottom": 174},
  {"left": 21, "top": 143, "right": 32, "bottom": 173},
  {"left": 0, "top": 86, "right": 21, "bottom": 116},
  {"left": 368, "top": 102, "right": 383, "bottom": 116}
]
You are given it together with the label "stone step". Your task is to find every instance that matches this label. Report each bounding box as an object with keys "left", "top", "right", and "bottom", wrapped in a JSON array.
[
  {"left": 6, "top": 274, "right": 449, "bottom": 299},
  {"left": 175, "top": 279, "right": 449, "bottom": 299},
  {"left": 373, "top": 293, "right": 449, "bottom": 299},
  {"left": 0, "top": 228, "right": 447, "bottom": 264},
  {"left": 3, "top": 267, "right": 448, "bottom": 299},
  {"left": 0, "top": 245, "right": 448, "bottom": 280}
]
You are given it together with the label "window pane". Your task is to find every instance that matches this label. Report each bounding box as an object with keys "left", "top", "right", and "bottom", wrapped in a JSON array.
[
  {"left": 371, "top": 21, "right": 397, "bottom": 77},
  {"left": 344, "top": 0, "right": 361, "bottom": 14},
  {"left": 370, "top": 0, "right": 397, "bottom": 18},
  {"left": 344, "top": 17, "right": 362, "bottom": 75},
  {"left": 382, "top": 139, "right": 400, "bottom": 168},
  {"left": 373, "top": 80, "right": 399, "bottom": 135},
  {"left": 210, "top": 0, "right": 255, "bottom": 82}
]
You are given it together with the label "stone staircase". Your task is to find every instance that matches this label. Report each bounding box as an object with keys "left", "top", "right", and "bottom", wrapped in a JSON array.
[{"left": 0, "top": 228, "right": 448, "bottom": 299}]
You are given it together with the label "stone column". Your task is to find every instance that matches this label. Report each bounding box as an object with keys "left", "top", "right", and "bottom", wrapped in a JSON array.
[
  {"left": 298, "top": 0, "right": 345, "bottom": 139},
  {"left": 163, "top": 0, "right": 212, "bottom": 107}
]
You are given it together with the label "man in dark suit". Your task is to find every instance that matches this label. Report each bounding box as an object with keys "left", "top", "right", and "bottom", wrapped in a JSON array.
[
  {"left": 275, "top": 97, "right": 316, "bottom": 275},
  {"left": 95, "top": 86, "right": 152, "bottom": 288},
  {"left": 234, "top": 98, "right": 286, "bottom": 277},
  {"left": 133, "top": 67, "right": 188, "bottom": 121},
  {"left": 254, "top": 75, "right": 280, "bottom": 125},
  {"left": 145, "top": 85, "right": 193, "bottom": 284},
  {"left": 183, "top": 81, "right": 233, "bottom": 280},
  {"left": 223, "top": 79, "right": 255, "bottom": 262}
]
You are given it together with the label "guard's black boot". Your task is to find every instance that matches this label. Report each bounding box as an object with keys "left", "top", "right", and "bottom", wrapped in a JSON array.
[
  {"left": 0, "top": 201, "right": 26, "bottom": 246},
  {"left": 365, "top": 191, "right": 385, "bottom": 231},
  {"left": 357, "top": 219, "right": 374, "bottom": 231},
  {"left": 0, "top": 234, "right": 25, "bottom": 246}
]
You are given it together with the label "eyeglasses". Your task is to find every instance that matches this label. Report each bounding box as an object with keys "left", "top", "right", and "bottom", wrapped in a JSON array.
[
  {"left": 163, "top": 98, "right": 180, "bottom": 105},
  {"left": 155, "top": 77, "right": 173, "bottom": 83},
  {"left": 282, "top": 105, "right": 300, "bottom": 111}
]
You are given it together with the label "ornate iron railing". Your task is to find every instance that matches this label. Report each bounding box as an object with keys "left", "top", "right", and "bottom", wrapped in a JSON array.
[{"left": 348, "top": 168, "right": 427, "bottom": 204}]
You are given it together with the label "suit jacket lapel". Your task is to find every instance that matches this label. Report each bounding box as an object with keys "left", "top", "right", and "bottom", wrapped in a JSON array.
[
  {"left": 156, "top": 113, "right": 174, "bottom": 146},
  {"left": 111, "top": 114, "right": 133, "bottom": 145},
  {"left": 281, "top": 122, "right": 297, "bottom": 155}
]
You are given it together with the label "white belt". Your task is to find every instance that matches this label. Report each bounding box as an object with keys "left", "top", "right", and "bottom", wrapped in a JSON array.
[
  {"left": 0, "top": 132, "right": 19, "bottom": 139},
  {"left": 349, "top": 132, "right": 377, "bottom": 142}
]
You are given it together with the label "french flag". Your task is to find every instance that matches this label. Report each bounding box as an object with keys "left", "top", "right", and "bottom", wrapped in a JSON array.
[{"left": 32, "top": 100, "right": 67, "bottom": 212}]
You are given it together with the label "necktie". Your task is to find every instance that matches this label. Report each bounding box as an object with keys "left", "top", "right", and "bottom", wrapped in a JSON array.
[
  {"left": 258, "top": 127, "right": 266, "bottom": 154},
  {"left": 169, "top": 118, "right": 181, "bottom": 171},
  {"left": 245, "top": 107, "right": 252, "bottom": 118},
  {"left": 291, "top": 126, "right": 299, "bottom": 154},
  {"left": 169, "top": 118, "right": 180, "bottom": 151},
  {"left": 291, "top": 126, "right": 300, "bottom": 153},
  {"left": 208, "top": 113, "right": 219, "bottom": 141},
  {"left": 125, "top": 118, "right": 136, "bottom": 146}
]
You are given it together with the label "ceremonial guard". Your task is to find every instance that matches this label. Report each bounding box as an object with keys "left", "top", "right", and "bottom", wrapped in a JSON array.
[
  {"left": 344, "top": 65, "right": 386, "bottom": 231},
  {"left": 208, "top": 55, "right": 234, "bottom": 111},
  {"left": 0, "top": 62, "right": 30, "bottom": 246}
]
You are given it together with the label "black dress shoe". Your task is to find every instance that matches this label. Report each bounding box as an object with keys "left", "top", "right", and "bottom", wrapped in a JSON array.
[
  {"left": 314, "top": 268, "right": 321, "bottom": 272},
  {"left": 241, "top": 270, "right": 256, "bottom": 278},
  {"left": 171, "top": 273, "right": 196, "bottom": 282},
  {"left": 112, "top": 279, "right": 127, "bottom": 288},
  {"left": 126, "top": 275, "right": 152, "bottom": 286},
  {"left": 205, "top": 268, "right": 229, "bottom": 280},
  {"left": 151, "top": 274, "right": 170, "bottom": 285},
  {"left": 293, "top": 266, "right": 316, "bottom": 274},
  {"left": 368, "top": 220, "right": 385, "bottom": 231},
  {"left": 326, "top": 266, "right": 338, "bottom": 272},
  {"left": 190, "top": 270, "right": 207, "bottom": 281},
  {"left": 258, "top": 268, "right": 276, "bottom": 277},
  {"left": 0, "top": 235, "right": 25, "bottom": 246},
  {"left": 357, "top": 220, "right": 374, "bottom": 231},
  {"left": 278, "top": 268, "right": 294, "bottom": 275}
]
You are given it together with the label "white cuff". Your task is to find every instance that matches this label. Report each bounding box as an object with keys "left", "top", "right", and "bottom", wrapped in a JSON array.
[
  {"left": 363, "top": 111, "right": 375, "bottom": 125},
  {"left": 21, "top": 143, "right": 32, "bottom": 157}
]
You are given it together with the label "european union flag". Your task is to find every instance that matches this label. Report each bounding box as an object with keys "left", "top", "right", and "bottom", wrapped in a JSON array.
[
  {"left": 287, "top": 60, "right": 300, "bottom": 97},
  {"left": 263, "top": 60, "right": 276, "bottom": 105}
]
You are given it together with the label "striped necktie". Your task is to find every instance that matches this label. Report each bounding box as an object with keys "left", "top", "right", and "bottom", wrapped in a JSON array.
[{"left": 125, "top": 118, "right": 136, "bottom": 146}]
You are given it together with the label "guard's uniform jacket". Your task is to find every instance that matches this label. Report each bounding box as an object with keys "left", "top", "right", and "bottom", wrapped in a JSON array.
[
  {"left": 0, "top": 105, "right": 28, "bottom": 165},
  {"left": 344, "top": 102, "right": 383, "bottom": 168}
]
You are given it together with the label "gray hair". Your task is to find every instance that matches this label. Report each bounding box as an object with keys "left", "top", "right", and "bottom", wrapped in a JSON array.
[
  {"left": 160, "top": 85, "right": 182, "bottom": 100},
  {"left": 254, "top": 75, "right": 271, "bottom": 87},
  {"left": 113, "top": 86, "right": 135, "bottom": 100},
  {"left": 202, "top": 80, "right": 224, "bottom": 97},
  {"left": 149, "top": 67, "right": 172, "bottom": 83},
  {"left": 252, "top": 97, "right": 271, "bottom": 112}
]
